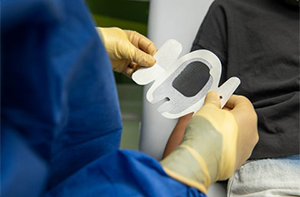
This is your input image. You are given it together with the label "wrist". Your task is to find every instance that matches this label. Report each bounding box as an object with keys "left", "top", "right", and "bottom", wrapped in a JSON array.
[
  {"left": 161, "top": 145, "right": 209, "bottom": 194},
  {"left": 160, "top": 117, "right": 223, "bottom": 194}
]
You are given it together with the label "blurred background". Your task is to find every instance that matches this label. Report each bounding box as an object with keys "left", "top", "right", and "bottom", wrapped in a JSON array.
[{"left": 86, "top": 0, "right": 150, "bottom": 150}]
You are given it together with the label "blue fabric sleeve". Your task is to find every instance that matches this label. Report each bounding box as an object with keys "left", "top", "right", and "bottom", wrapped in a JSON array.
[
  {"left": 1, "top": 125, "right": 49, "bottom": 197},
  {"left": 1, "top": 0, "right": 205, "bottom": 196},
  {"left": 2, "top": 0, "right": 123, "bottom": 189},
  {"left": 46, "top": 150, "right": 205, "bottom": 197}
]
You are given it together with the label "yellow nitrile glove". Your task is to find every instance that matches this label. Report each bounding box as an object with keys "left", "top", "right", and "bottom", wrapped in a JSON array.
[
  {"left": 160, "top": 92, "right": 258, "bottom": 194},
  {"left": 96, "top": 27, "right": 157, "bottom": 76}
]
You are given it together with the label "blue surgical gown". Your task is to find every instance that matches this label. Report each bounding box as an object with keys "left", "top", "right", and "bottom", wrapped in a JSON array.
[{"left": 1, "top": 0, "right": 205, "bottom": 196}]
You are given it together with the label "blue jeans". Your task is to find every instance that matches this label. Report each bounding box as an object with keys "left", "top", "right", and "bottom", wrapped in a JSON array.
[{"left": 227, "top": 155, "right": 300, "bottom": 196}]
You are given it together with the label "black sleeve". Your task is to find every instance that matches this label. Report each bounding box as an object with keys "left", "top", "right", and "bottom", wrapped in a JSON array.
[
  {"left": 191, "top": 0, "right": 228, "bottom": 84},
  {"left": 191, "top": 0, "right": 229, "bottom": 84}
]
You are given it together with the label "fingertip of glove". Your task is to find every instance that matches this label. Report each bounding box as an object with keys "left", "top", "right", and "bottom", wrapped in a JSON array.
[
  {"left": 204, "top": 91, "right": 221, "bottom": 108},
  {"left": 137, "top": 52, "right": 156, "bottom": 67}
]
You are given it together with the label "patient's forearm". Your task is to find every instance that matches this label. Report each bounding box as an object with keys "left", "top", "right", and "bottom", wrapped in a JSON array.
[{"left": 162, "top": 113, "right": 193, "bottom": 158}]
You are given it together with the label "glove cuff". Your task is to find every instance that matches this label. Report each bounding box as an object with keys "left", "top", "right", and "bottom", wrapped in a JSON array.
[
  {"left": 161, "top": 113, "right": 238, "bottom": 193},
  {"left": 160, "top": 117, "right": 223, "bottom": 194}
]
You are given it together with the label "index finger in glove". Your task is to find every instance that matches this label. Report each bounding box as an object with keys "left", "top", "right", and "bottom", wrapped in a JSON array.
[
  {"left": 132, "top": 47, "right": 156, "bottom": 67},
  {"left": 115, "top": 39, "right": 156, "bottom": 68},
  {"left": 225, "top": 95, "right": 257, "bottom": 126},
  {"left": 225, "top": 95, "right": 253, "bottom": 111},
  {"left": 124, "top": 30, "right": 157, "bottom": 56}
]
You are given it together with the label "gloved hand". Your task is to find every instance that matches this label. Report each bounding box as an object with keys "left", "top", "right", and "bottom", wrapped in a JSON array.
[
  {"left": 96, "top": 27, "right": 157, "bottom": 76},
  {"left": 160, "top": 92, "right": 258, "bottom": 194}
]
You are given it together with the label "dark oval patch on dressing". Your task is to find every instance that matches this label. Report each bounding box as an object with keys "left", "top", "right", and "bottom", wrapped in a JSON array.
[{"left": 172, "top": 61, "right": 210, "bottom": 97}]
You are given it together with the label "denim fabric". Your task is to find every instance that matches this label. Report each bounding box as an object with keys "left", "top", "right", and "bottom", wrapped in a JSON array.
[{"left": 228, "top": 155, "right": 300, "bottom": 196}]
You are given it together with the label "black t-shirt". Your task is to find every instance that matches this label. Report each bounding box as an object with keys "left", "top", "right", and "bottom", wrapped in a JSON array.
[{"left": 192, "top": 0, "right": 299, "bottom": 159}]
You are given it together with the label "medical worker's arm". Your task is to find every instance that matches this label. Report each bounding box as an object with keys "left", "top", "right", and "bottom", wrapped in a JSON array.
[
  {"left": 97, "top": 27, "right": 157, "bottom": 76},
  {"left": 161, "top": 91, "right": 259, "bottom": 194},
  {"left": 2, "top": 0, "right": 257, "bottom": 195}
]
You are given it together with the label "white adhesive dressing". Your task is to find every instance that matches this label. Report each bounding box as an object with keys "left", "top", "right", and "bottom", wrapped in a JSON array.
[{"left": 133, "top": 39, "right": 240, "bottom": 119}]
